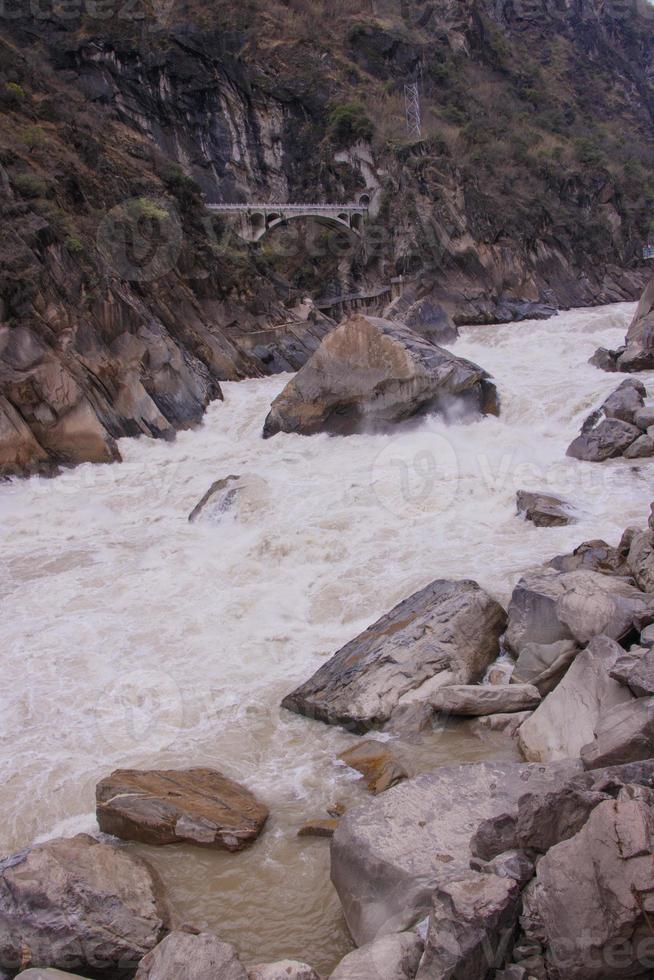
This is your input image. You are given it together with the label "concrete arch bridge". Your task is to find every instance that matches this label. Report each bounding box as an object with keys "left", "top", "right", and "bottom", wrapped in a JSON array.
[{"left": 206, "top": 199, "right": 369, "bottom": 242}]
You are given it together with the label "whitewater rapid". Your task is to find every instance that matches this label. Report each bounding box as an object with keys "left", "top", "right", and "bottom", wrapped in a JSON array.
[{"left": 2, "top": 302, "right": 654, "bottom": 968}]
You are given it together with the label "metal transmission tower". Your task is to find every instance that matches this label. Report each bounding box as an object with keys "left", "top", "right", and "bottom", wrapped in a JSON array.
[{"left": 404, "top": 81, "right": 422, "bottom": 140}]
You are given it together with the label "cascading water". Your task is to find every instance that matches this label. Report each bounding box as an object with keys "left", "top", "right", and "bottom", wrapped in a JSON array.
[{"left": 2, "top": 302, "right": 653, "bottom": 971}]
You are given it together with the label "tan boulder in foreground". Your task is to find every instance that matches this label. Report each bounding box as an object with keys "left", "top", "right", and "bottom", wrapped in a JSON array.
[
  {"left": 0, "top": 834, "right": 169, "bottom": 976},
  {"left": 263, "top": 314, "right": 498, "bottom": 438},
  {"left": 96, "top": 768, "right": 268, "bottom": 851},
  {"left": 135, "top": 932, "right": 247, "bottom": 980}
]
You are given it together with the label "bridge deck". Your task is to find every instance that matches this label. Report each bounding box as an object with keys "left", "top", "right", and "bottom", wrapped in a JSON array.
[{"left": 206, "top": 203, "right": 367, "bottom": 212}]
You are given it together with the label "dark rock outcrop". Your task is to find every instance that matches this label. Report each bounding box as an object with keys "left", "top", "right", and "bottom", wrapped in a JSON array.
[
  {"left": 516, "top": 490, "right": 574, "bottom": 527},
  {"left": 281, "top": 579, "right": 507, "bottom": 732},
  {"left": 96, "top": 768, "right": 268, "bottom": 851},
  {"left": 263, "top": 314, "right": 498, "bottom": 438},
  {"left": 0, "top": 834, "right": 169, "bottom": 976}
]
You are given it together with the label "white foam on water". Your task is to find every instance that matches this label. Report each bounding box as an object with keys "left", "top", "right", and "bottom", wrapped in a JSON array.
[{"left": 2, "top": 301, "right": 654, "bottom": 969}]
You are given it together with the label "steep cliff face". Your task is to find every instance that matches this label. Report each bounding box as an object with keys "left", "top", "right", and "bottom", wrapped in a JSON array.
[{"left": 1, "top": 0, "right": 654, "bottom": 473}]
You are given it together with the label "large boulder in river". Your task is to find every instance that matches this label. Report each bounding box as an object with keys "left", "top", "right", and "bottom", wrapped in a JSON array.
[
  {"left": 282, "top": 579, "right": 507, "bottom": 732},
  {"left": 504, "top": 568, "right": 654, "bottom": 656},
  {"left": 135, "top": 932, "right": 247, "bottom": 980},
  {"left": 595, "top": 274, "right": 654, "bottom": 373},
  {"left": 517, "top": 636, "right": 633, "bottom": 763},
  {"left": 96, "top": 768, "right": 268, "bottom": 851},
  {"left": 262, "top": 314, "right": 498, "bottom": 438},
  {"left": 330, "top": 760, "right": 580, "bottom": 945},
  {"left": 0, "top": 834, "right": 169, "bottom": 976},
  {"left": 521, "top": 799, "right": 654, "bottom": 979}
]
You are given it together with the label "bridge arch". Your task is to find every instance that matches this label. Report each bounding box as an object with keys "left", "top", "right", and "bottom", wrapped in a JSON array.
[{"left": 256, "top": 211, "right": 359, "bottom": 242}]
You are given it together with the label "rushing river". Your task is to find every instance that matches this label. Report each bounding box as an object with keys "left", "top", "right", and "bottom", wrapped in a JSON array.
[{"left": 2, "top": 302, "right": 654, "bottom": 970}]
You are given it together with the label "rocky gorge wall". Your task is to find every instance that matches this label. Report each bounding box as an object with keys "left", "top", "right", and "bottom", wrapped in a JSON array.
[{"left": 2, "top": 0, "right": 654, "bottom": 475}]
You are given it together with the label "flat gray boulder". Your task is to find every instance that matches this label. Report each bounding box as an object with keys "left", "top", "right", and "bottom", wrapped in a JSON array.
[
  {"left": 0, "top": 834, "right": 169, "bottom": 976},
  {"left": 516, "top": 490, "right": 574, "bottom": 527},
  {"left": 96, "top": 768, "right": 269, "bottom": 851},
  {"left": 263, "top": 314, "right": 498, "bottom": 438},
  {"left": 329, "top": 932, "right": 423, "bottom": 980},
  {"left": 581, "top": 697, "right": 654, "bottom": 769},
  {"left": 135, "top": 932, "right": 247, "bottom": 980},
  {"left": 429, "top": 684, "right": 541, "bottom": 716},
  {"left": 518, "top": 636, "right": 633, "bottom": 763},
  {"left": 330, "top": 760, "right": 579, "bottom": 945},
  {"left": 521, "top": 799, "right": 654, "bottom": 979},
  {"left": 415, "top": 871, "right": 520, "bottom": 980},
  {"left": 282, "top": 579, "right": 507, "bottom": 732},
  {"left": 504, "top": 568, "right": 654, "bottom": 656}
]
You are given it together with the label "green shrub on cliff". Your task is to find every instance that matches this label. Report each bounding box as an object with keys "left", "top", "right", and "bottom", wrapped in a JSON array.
[{"left": 328, "top": 102, "right": 374, "bottom": 147}]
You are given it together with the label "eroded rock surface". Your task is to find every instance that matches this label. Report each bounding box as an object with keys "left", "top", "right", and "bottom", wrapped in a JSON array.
[
  {"left": 96, "top": 768, "right": 268, "bottom": 851},
  {"left": 263, "top": 314, "right": 498, "bottom": 438},
  {"left": 0, "top": 834, "right": 169, "bottom": 976},
  {"left": 428, "top": 684, "right": 541, "bottom": 716},
  {"left": 330, "top": 760, "right": 579, "bottom": 945},
  {"left": 521, "top": 799, "right": 654, "bottom": 979},
  {"left": 282, "top": 579, "right": 506, "bottom": 732},
  {"left": 135, "top": 932, "right": 247, "bottom": 980}
]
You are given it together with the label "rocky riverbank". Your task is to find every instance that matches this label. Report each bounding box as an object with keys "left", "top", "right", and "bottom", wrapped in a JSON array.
[{"left": 4, "top": 295, "right": 654, "bottom": 978}]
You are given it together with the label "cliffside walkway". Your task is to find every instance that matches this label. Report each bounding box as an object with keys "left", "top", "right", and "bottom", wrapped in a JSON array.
[{"left": 206, "top": 200, "right": 369, "bottom": 241}]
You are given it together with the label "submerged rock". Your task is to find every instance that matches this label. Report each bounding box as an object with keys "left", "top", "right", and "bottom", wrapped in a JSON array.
[
  {"left": 330, "top": 760, "right": 579, "bottom": 945},
  {"left": 262, "top": 314, "right": 498, "bottom": 438},
  {"left": 516, "top": 490, "right": 574, "bottom": 527},
  {"left": 187, "top": 474, "right": 268, "bottom": 525},
  {"left": 96, "top": 768, "right": 268, "bottom": 851},
  {"left": 338, "top": 740, "right": 408, "bottom": 794},
  {"left": 0, "top": 834, "right": 169, "bottom": 976},
  {"left": 282, "top": 579, "right": 507, "bottom": 732},
  {"left": 297, "top": 819, "right": 340, "bottom": 838},
  {"left": 135, "top": 932, "right": 247, "bottom": 980}
]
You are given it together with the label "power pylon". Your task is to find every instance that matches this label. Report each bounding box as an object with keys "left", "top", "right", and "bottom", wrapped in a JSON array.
[{"left": 404, "top": 81, "right": 422, "bottom": 140}]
